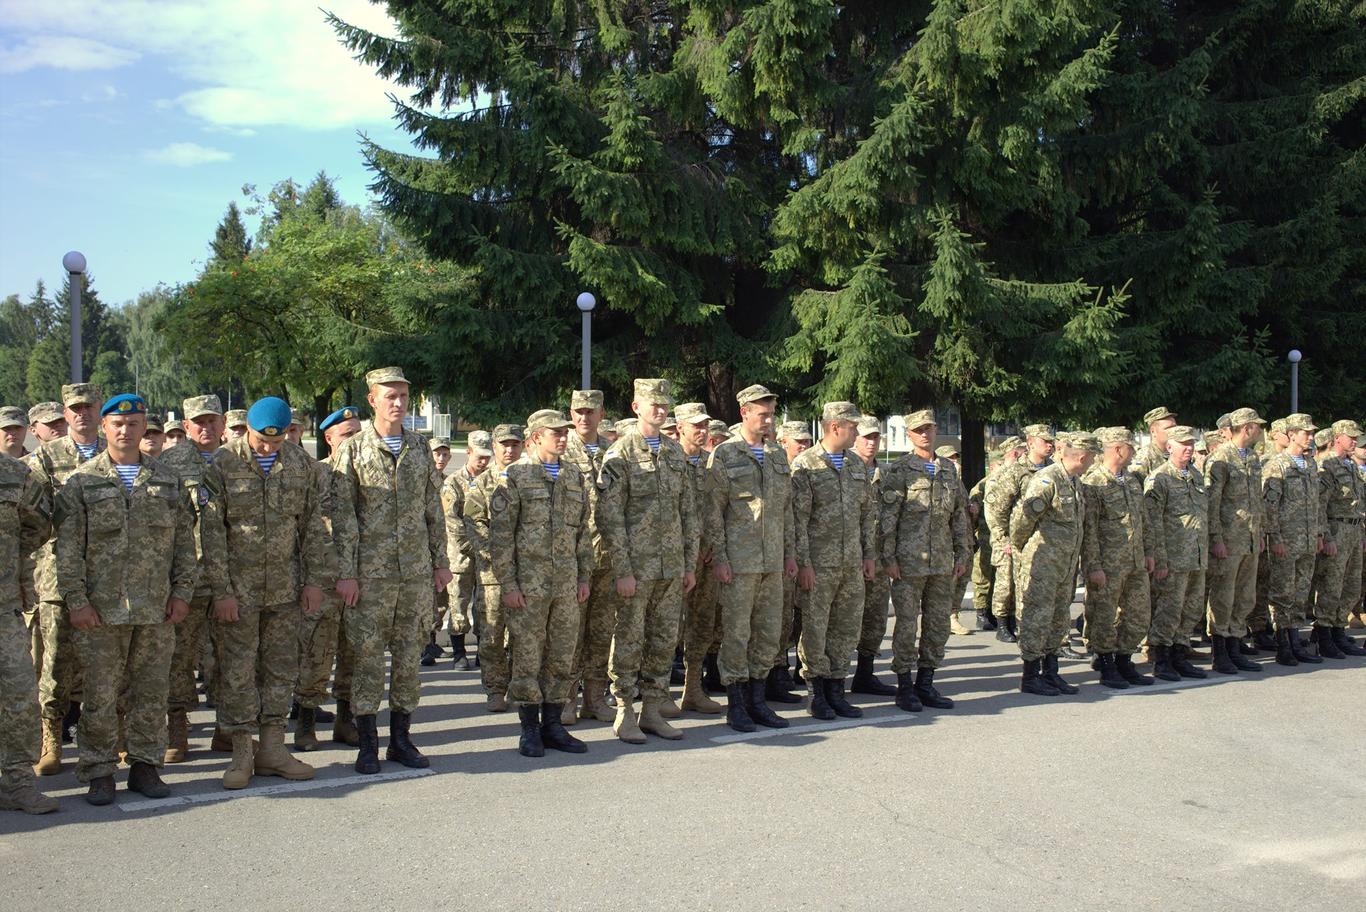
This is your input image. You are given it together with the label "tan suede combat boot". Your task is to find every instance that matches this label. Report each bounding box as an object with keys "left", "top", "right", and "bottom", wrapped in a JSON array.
[
  {"left": 581, "top": 679, "right": 614, "bottom": 722},
  {"left": 613, "top": 700, "right": 647, "bottom": 744},
  {"left": 252, "top": 723, "right": 314, "bottom": 781},
  {"left": 560, "top": 696, "right": 578, "bottom": 726},
  {"left": 34, "top": 718, "right": 62, "bottom": 776},
  {"left": 210, "top": 725, "right": 233, "bottom": 752},
  {"left": 681, "top": 664, "right": 722, "bottom": 714},
  {"left": 0, "top": 778, "right": 58, "bottom": 815},
  {"left": 950, "top": 610, "right": 973, "bottom": 636},
  {"left": 222, "top": 731, "right": 254, "bottom": 790},
  {"left": 656, "top": 692, "right": 682, "bottom": 719},
  {"left": 638, "top": 701, "right": 683, "bottom": 740},
  {"left": 164, "top": 710, "right": 189, "bottom": 763}
]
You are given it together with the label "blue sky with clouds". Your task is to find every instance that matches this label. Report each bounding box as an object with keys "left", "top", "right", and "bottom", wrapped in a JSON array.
[{"left": 0, "top": 1, "right": 425, "bottom": 306}]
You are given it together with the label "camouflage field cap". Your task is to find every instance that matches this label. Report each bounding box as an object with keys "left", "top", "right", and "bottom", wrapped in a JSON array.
[
  {"left": 491, "top": 424, "right": 524, "bottom": 443},
  {"left": 821, "top": 401, "right": 861, "bottom": 423},
  {"left": 1065, "top": 431, "right": 1102, "bottom": 454},
  {"left": 903, "top": 408, "right": 936, "bottom": 430},
  {"left": 365, "top": 366, "right": 408, "bottom": 387},
  {"left": 1023, "top": 423, "right": 1055, "bottom": 442},
  {"left": 935, "top": 444, "right": 959, "bottom": 459},
  {"left": 997, "top": 435, "right": 1022, "bottom": 453},
  {"left": 28, "top": 401, "right": 63, "bottom": 424},
  {"left": 183, "top": 394, "right": 223, "bottom": 420},
  {"left": 675, "top": 402, "right": 711, "bottom": 425},
  {"left": 707, "top": 419, "right": 730, "bottom": 437},
  {"left": 429, "top": 436, "right": 451, "bottom": 452},
  {"left": 467, "top": 430, "right": 494, "bottom": 455},
  {"left": 527, "top": 409, "right": 573, "bottom": 434},
  {"left": 1215, "top": 413, "right": 1232, "bottom": 430},
  {"left": 571, "top": 389, "right": 604, "bottom": 411},
  {"left": 1269, "top": 417, "right": 1289, "bottom": 435},
  {"left": 1227, "top": 407, "right": 1266, "bottom": 428},
  {"left": 0, "top": 406, "right": 25, "bottom": 429},
  {"left": 615, "top": 418, "right": 638, "bottom": 436},
  {"left": 633, "top": 378, "right": 673, "bottom": 407},
  {"left": 1166, "top": 425, "right": 1198, "bottom": 444},
  {"left": 1331, "top": 418, "right": 1364, "bottom": 439},
  {"left": 225, "top": 409, "right": 248, "bottom": 429},
  {"left": 857, "top": 415, "right": 881, "bottom": 437},
  {"left": 1314, "top": 428, "right": 1332, "bottom": 449},
  {"left": 1199, "top": 433, "right": 1219, "bottom": 453},
  {"left": 61, "top": 382, "right": 101, "bottom": 407},
  {"left": 778, "top": 421, "right": 812, "bottom": 442},
  {"left": 1143, "top": 406, "right": 1176, "bottom": 425},
  {"left": 661, "top": 416, "right": 678, "bottom": 430},
  {"left": 736, "top": 384, "right": 778, "bottom": 406},
  {"left": 289, "top": 408, "right": 306, "bottom": 428},
  {"left": 1095, "top": 426, "right": 1134, "bottom": 448},
  {"left": 145, "top": 412, "right": 164, "bottom": 432}
]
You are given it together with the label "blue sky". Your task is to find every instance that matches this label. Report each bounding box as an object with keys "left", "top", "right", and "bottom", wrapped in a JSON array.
[{"left": 0, "top": 1, "right": 426, "bottom": 306}]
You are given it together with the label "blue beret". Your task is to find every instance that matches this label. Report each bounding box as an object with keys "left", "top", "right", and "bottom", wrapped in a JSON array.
[
  {"left": 100, "top": 394, "right": 146, "bottom": 417},
  {"left": 247, "top": 397, "right": 292, "bottom": 437},
  {"left": 319, "top": 406, "right": 360, "bottom": 433}
]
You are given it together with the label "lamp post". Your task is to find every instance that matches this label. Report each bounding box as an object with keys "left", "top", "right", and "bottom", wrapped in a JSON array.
[
  {"left": 1288, "top": 349, "right": 1301, "bottom": 413},
  {"left": 63, "top": 251, "right": 86, "bottom": 383},
  {"left": 576, "top": 291, "right": 596, "bottom": 389}
]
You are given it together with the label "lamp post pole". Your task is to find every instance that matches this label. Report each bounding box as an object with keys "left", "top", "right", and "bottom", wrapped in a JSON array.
[
  {"left": 63, "top": 251, "right": 87, "bottom": 382},
  {"left": 576, "top": 292, "right": 597, "bottom": 389},
  {"left": 1288, "top": 349, "right": 1302, "bottom": 413}
]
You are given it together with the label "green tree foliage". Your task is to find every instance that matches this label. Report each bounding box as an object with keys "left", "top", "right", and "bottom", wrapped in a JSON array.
[{"left": 209, "top": 201, "right": 253, "bottom": 265}]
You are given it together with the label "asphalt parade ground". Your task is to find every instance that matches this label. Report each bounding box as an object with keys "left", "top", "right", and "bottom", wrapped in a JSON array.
[{"left": 4, "top": 606, "right": 1364, "bottom": 912}]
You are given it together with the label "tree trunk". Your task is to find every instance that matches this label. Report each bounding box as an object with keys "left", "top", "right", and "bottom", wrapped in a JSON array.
[
  {"left": 313, "top": 388, "right": 334, "bottom": 460},
  {"left": 960, "top": 415, "right": 986, "bottom": 490}
]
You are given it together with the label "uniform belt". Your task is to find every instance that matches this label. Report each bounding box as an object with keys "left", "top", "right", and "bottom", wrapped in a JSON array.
[{"left": 1329, "top": 517, "right": 1363, "bottom": 525}]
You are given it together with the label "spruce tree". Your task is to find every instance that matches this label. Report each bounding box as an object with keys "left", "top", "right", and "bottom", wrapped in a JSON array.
[{"left": 209, "top": 202, "right": 253, "bottom": 265}]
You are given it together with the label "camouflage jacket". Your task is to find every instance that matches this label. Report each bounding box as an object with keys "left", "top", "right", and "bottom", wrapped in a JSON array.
[
  {"left": 967, "top": 473, "right": 989, "bottom": 545},
  {"left": 682, "top": 449, "right": 711, "bottom": 559},
  {"left": 489, "top": 455, "right": 592, "bottom": 599},
  {"left": 1081, "top": 464, "right": 1149, "bottom": 575},
  {"left": 1130, "top": 442, "right": 1168, "bottom": 484},
  {"left": 705, "top": 437, "right": 795, "bottom": 575},
  {"left": 791, "top": 443, "right": 876, "bottom": 569},
  {"left": 463, "top": 467, "right": 510, "bottom": 586},
  {"left": 1144, "top": 462, "right": 1208, "bottom": 572},
  {"left": 25, "top": 435, "right": 106, "bottom": 604},
  {"left": 563, "top": 432, "right": 608, "bottom": 569},
  {"left": 984, "top": 458, "right": 1049, "bottom": 563},
  {"left": 158, "top": 442, "right": 219, "bottom": 598},
  {"left": 54, "top": 452, "right": 198, "bottom": 624},
  {"left": 597, "top": 431, "right": 698, "bottom": 581},
  {"left": 331, "top": 422, "right": 449, "bottom": 580},
  {"left": 0, "top": 454, "right": 49, "bottom": 612},
  {"left": 1205, "top": 442, "right": 1264, "bottom": 554},
  {"left": 200, "top": 436, "right": 334, "bottom": 606},
  {"left": 1009, "top": 462, "right": 1085, "bottom": 573},
  {"left": 1318, "top": 453, "right": 1366, "bottom": 544},
  {"left": 441, "top": 466, "right": 482, "bottom": 574},
  {"left": 879, "top": 452, "right": 971, "bottom": 576},
  {"left": 1262, "top": 453, "right": 1323, "bottom": 555}
]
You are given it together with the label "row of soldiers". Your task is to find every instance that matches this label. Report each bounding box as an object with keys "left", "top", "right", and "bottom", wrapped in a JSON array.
[{"left": 2, "top": 375, "right": 1363, "bottom": 812}]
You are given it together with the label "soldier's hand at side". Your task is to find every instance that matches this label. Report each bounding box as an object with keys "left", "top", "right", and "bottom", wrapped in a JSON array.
[
  {"left": 1271, "top": 542, "right": 1287, "bottom": 558},
  {"left": 1145, "top": 557, "right": 1155, "bottom": 573},
  {"left": 300, "top": 585, "right": 323, "bottom": 617},
  {"left": 502, "top": 589, "right": 526, "bottom": 610},
  {"left": 336, "top": 578, "right": 360, "bottom": 607},
  {"left": 165, "top": 597, "right": 189, "bottom": 624},
  {"left": 1211, "top": 542, "right": 1228, "bottom": 560},
  {"left": 682, "top": 570, "right": 696, "bottom": 594},
  {"left": 1315, "top": 536, "right": 1324, "bottom": 554},
  {"left": 212, "top": 596, "right": 240, "bottom": 623},
  {"left": 797, "top": 567, "right": 816, "bottom": 591},
  {"left": 433, "top": 568, "right": 454, "bottom": 593},
  {"left": 1324, "top": 541, "right": 1338, "bottom": 557},
  {"left": 952, "top": 563, "right": 966, "bottom": 580},
  {"left": 1259, "top": 539, "right": 1266, "bottom": 554},
  {"left": 1153, "top": 567, "right": 1169, "bottom": 581},
  {"left": 616, "top": 575, "right": 637, "bottom": 598},
  {"left": 714, "top": 562, "right": 732, "bottom": 584},
  {"left": 784, "top": 557, "right": 798, "bottom": 580},
  {"left": 576, "top": 583, "right": 590, "bottom": 604},
  {"left": 69, "top": 603, "right": 101, "bottom": 630},
  {"left": 1001, "top": 544, "right": 1014, "bottom": 556},
  {"left": 863, "top": 560, "right": 876, "bottom": 581},
  {"left": 1088, "top": 570, "right": 1107, "bottom": 588},
  {"left": 884, "top": 562, "right": 901, "bottom": 581},
  {"left": 968, "top": 503, "right": 980, "bottom": 521},
  {"left": 700, "top": 548, "right": 713, "bottom": 565}
]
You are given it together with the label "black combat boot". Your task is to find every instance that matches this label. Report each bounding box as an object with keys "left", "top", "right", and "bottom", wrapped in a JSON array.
[
  {"left": 1274, "top": 628, "right": 1299, "bottom": 666},
  {"left": 385, "top": 710, "right": 430, "bottom": 768},
  {"left": 1042, "top": 655, "right": 1079, "bottom": 694},
  {"left": 1151, "top": 644, "right": 1181, "bottom": 681},
  {"left": 127, "top": 762, "right": 171, "bottom": 798},
  {"left": 894, "top": 672, "right": 922, "bottom": 712},
  {"left": 1170, "top": 644, "right": 1207, "bottom": 678},
  {"left": 1098, "top": 653, "right": 1129, "bottom": 689},
  {"left": 1115, "top": 652, "right": 1154, "bottom": 685},
  {"left": 517, "top": 704, "right": 545, "bottom": 757},
  {"left": 1226, "top": 636, "right": 1261, "bottom": 672},
  {"left": 1289, "top": 628, "right": 1322, "bottom": 664},
  {"left": 765, "top": 667, "right": 802, "bottom": 704},
  {"left": 807, "top": 677, "right": 834, "bottom": 721},
  {"left": 1332, "top": 627, "right": 1366, "bottom": 656},
  {"left": 725, "top": 682, "right": 756, "bottom": 732},
  {"left": 747, "top": 679, "right": 789, "bottom": 728},
  {"left": 353, "top": 714, "right": 381, "bottom": 774},
  {"left": 1210, "top": 635, "right": 1238, "bottom": 675},
  {"left": 1237, "top": 637, "right": 1260, "bottom": 656},
  {"left": 1058, "top": 642, "right": 1090, "bottom": 661},
  {"left": 294, "top": 706, "right": 319, "bottom": 751},
  {"left": 995, "top": 614, "right": 1018, "bottom": 643},
  {"left": 702, "top": 653, "right": 724, "bottom": 694},
  {"left": 85, "top": 775, "right": 116, "bottom": 806},
  {"left": 913, "top": 667, "right": 954, "bottom": 708},
  {"left": 670, "top": 647, "right": 686, "bottom": 685},
  {"left": 449, "top": 633, "right": 467, "bottom": 668},
  {"left": 825, "top": 678, "right": 862, "bottom": 719},
  {"left": 62, "top": 703, "right": 81, "bottom": 744},
  {"left": 1253, "top": 628, "right": 1277, "bottom": 651},
  {"left": 851, "top": 653, "right": 897, "bottom": 695},
  {"left": 976, "top": 609, "right": 998, "bottom": 631},
  {"left": 313, "top": 705, "right": 335, "bottom": 723},
  {"left": 540, "top": 703, "right": 588, "bottom": 753},
  {"left": 1313, "top": 625, "right": 1345, "bottom": 660},
  {"left": 1020, "top": 658, "right": 1060, "bottom": 696}
]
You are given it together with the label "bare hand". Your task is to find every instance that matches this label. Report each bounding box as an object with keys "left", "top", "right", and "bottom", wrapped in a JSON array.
[
  {"left": 300, "top": 585, "right": 323, "bottom": 617},
  {"left": 1324, "top": 541, "right": 1338, "bottom": 557},
  {"left": 714, "top": 562, "right": 733, "bottom": 585},
  {"left": 682, "top": 570, "right": 696, "bottom": 594},
  {"left": 165, "top": 597, "right": 190, "bottom": 624},
  {"left": 1153, "top": 567, "right": 1169, "bottom": 581},
  {"left": 862, "top": 559, "right": 876, "bottom": 581},
  {"left": 336, "top": 578, "right": 360, "bottom": 608},
  {"left": 616, "top": 575, "right": 637, "bottom": 598},
  {"left": 797, "top": 567, "right": 816, "bottom": 591},
  {"left": 576, "top": 582, "right": 590, "bottom": 604},
  {"left": 1271, "top": 542, "right": 1286, "bottom": 558},
  {"left": 783, "top": 557, "right": 798, "bottom": 580},
  {"left": 884, "top": 562, "right": 901, "bottom": 581},
  {"left": 968, "top": 503, "right": 980, "bottom": 521},
  {"left": 212, "top": 595, "right": 240, "bottom": 623},
  {"left": 952, "top": 563, "right": 966, "bottom": 580},
  {"left": 502, "top": 589, "right": 526, "bottom": 610},
  {"left": 1088, "top": 570, "right": 1107, "bottom": 588},
  {"left": 1316, "top": 536, "right": 1324, "bottom": 554},
  {"left": 1144, "top": 557, "right": 1155, "bottom": 574},
  {"left": 70, "top": 603, "right": 101, "bottom": 631},
  {"left": 434, "top": 567, "right": 454, "bottom": 592},
  {"left": 1000, "top": 544, "right": 1014, "bottom": 556},
  {"left": 1211, "top": 542, "right": 1228, "bottom": 560}
]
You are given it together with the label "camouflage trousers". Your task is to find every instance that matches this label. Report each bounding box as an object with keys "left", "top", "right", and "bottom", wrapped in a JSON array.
[
  {"left": 856, "top": 574, "right": 891, "bottom": 657},
  {"left": 344, "top": 576, "right": 431, "bottom": 716},
  {"left": 991, "top": 551, "right": 1017, "bottom": 620},
  {"left": 295, "top": 595, "right": 353, "bottom": 707},
  {"left": 798, "top": 563, "right": 865, "bottom": 680},
  {"left": 1250, "top": 550, "right": 1272, "bottom": 633},
  {"left": 37, "top": 599, "right": 80, "bottom": 721},
  {"left": 213, "top": 601, "right": 301, "bottom": 735},
  {"left": 478, "top": 582, "right": 509, "bottom": 694},
  {"left": 609, "top": 576, "right": 683, "bottom": 703},
  {"left": 774, "top": 576, "right": 805, "bottom": 668},
  {"left": 1149, "top": 569, "right": 1206, "bottom": 647},
  {"left": 718, "top": 571, "right": 783, "bottom": 685},
  {"left": 682, "top": 559, "right": 722, "bottom": 666},
  {"left": 73, "top": 622, "right": 174, "bottom": 783},
  {"left": 889, "top": 573, "right": 954, "bottom": 673},
  {"left": 571, "top": 567, "right": 616, "bottom": 686},
  {"left": 1016, "top": 562, "right": 1076, "bottom": 663},
  {"left": 1083, "top": 566, "right": 1151, "bottom": 655},
  {"left": 440, "top": 564, "right": 479, "bottom": 637},
  {"left": 971, "top": 542, "right": 994, "bottom": 615},
  {"left": 0, "top": 607, "right": 40, "bottom": 788},
  {"left": 1313, "top": 520, "right": 1363, "bottom": 627},
  {"left": 1207, "top": 550, "right": 1259, "bottom": 637},
  {"left": 507, "top": 591, "right": 581, "bottom": 706},
  {"left": 1268, "top": 550, "right": 1315, "bottom": 630},
  {"left": 167, "top": 595, "right": 211, "bottom": 713}
]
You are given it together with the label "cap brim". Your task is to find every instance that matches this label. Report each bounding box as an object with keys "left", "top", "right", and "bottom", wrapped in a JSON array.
[
  {"left": 184, "top": 409, "right": 219, "bottom": 420},
  {"left": 65, "top": 397, "right": 97, "bottom": 407}
]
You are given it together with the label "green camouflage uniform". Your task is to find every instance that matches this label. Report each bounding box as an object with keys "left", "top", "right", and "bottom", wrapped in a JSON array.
[
  {"left": 1312, "top": 450, "right": 1365, "bottom": 627},
  {"left": 0, "top": 456, "right": 49, "bottom": 794},
  {"left": 682, "top": 451, "right": 722, "bottom": 667},
  {"left": 440, "top": 466, "right": 483, "bottom": 637},
  {"left": 330, "top": 422, "right": 449, "bottom": 716},
  {"left": 55, "top": 453, "right": 198, "bottom": 783},
  {"left": 1144, "top": 463, "right": 1209, "bottom": 647},
  {"left": 563, "top": 432, "right": 614, "bottom": 689},
  {"left": 1081, "top": 464, "right": 1151, "bottom": 654},
  {"left": 968, "top": 473, "right": 993, "bottom": 613},
  {"left": 295, "top": 455, "right": 353, "bottom": 709},
  {"left": 1262, "top": 453, "right": 1323, "bottom": 629},
  {"left": 1009, "top": 462, "right": 1084, "bottom": 662},
  {"left": 791, "top": 443, "right": 876, "bottom": 680},
  {"left": 1205, "top": 443, "right": 1264, "bottom": 636},
  {"left": 983, "top": 458, "right": 1049, "bottom": 623},
  {"left": 201, "top": 438, "right": 334, "bottom": 734},
  {"left": 857, "top": 459, "right": 891, "bottom": 657},
  {"left": 157, "top": 441, "right": 217, "bottom": 715},
  {"left": 462, "top": 468, "right": 511, "bottom": 694},
  {"left": 489, "top": 455, "right": 592, "bottom": 705}
]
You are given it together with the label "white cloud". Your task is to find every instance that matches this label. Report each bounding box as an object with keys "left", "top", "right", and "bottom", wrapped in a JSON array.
[
  {"left": 0, "top": 35, "right": 139, "bottom": 74},
  {"left": 144, "top": 142, "right": 232, "bottom": 167},
  {"left": 3, "top": 0, "right": 407, "bottom": 130}
]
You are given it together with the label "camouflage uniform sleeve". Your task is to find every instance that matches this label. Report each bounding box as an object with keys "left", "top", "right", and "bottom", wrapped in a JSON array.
[
  {"left": 198, "top": 465, "right": 231, "bottom": 599},
  {"left": 169, "top": 480, "right": 199, "bottom": 602},
  {"left": 951, "top": 474, "right": 971, "bottom": 567},
  {"left": 300, "top": 460, "right": 335, "bottom": 589},
  {"left": 19, "top": 472, "right": 49, "bottom": 610},
  {"left": 1008, "top": 479, "right": 1048, "bottom": 552},
  {"left": 705, "top": 451, "right": 729, "bottom": 565},
  {"left": 878, "top": 464, "right": 905, "bottom": 566},
  {"left": 1318, "top": 464, "right": 1335, "bottom": 546},
  {"left": 330, "top": 443, "right": 361, "bottom": 579},
  {"left": 440, "top": 478, "right": 465, "bottom": 567},
  {"left": 984, "top": 470, "right": 1017, "bottom": 549},
  {"left": 859, "top": 469, "right": 876, "bottom": 561},
  {"left": 679, "top": 459, "right": 699, "bottom": 571},
  {"left": 488, "top": 474, "right": 520, "bottom": 592},
  {"left": 790, "top": 461, "right": 814, "bottom": 568},
  {"left": 783, "top": 465, "right": 796, "bottom": 565},
  {"left": 426, "top": 461, "right": 450, "bottom": 571},
  {"left": 575, "top": 471, "right": 593, "bottom": 585},
  {"left": 1261, "top": 460, "right": 1283, "bottom": 547},
  {"left": 463, "top": 484, "right": 492, "bottom": 568},
  {"left": 1081, "top": 478, "right": 1102, "bottom": 574},
  {"left": 53, "top": 477, "right": 89, "bottom": 608},
  {"left": 595, "top": 452, "right": 633, "bottom": 580},
  {"left": 1145, "top": 475, "right": 1168, "bottom": 568},
  {"left": 1205, "top": 456, "right": 1228, "bottom": 549}
]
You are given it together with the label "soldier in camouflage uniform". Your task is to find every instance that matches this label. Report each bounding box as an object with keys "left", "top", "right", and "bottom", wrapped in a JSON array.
[
  {"left": 0, "top": 407, "right": 27, "bottom": 459},
  {"left": 1204, "top": 407, "right": 1268, "bottom": 673},
  {"left": 706, "top": 384, "right": 797, "bottom": 732},
  {"left": 936, "top": 443, "right": 976, "bottom": 636},
  {"left": 1310, "top": 419, "right": 1366, "bottom": 658},
  {"left": 200, "top": 397, "right": 333, "bottom": 789},
  {"left": 675, "top": 402, "right": 723, "bottom": 713},
  {"left": 489, "top": 410, "right": 592, "bottom": 757},
  {"left": 462, "top": 424, "right": 524, "bottom": 711},
  {"left": 331, "top": 367, "right": 451, "bottom": 774},
  {"left": 772, "top": 421, "right": 813, "bottom": 698},
  {"left": 437, "top": 430, "right": 491, "bottom": 670},
  {"left": 1354, "top": 435, "right": 1366, "bottom": 629},
  {"left": 27, "top": 401, "right": 68, "bottom": 445},
  {"left": 970, "top": 437, "right": 1022, "bottom": 631},
  {"left": 880, "top": 410, "right": 972, "bottom": 712},
  {"left": 224, "top": 409, "right": 248, "bottom": 441},
  {"left": 1262, "top": 414, "right": 1327, "bottom": 666},
  {"left": 1144, "top": 426, "right": 1210, "bottom": 681},
  {"left": 850, "top": 416, "right": 897, "bottom": 697},
  {"left": 598, "top": 380, "right": 699, "bottom": 743},
  {"left": 421, "top": 437, "right": 455, "bottom": 667},
  {"left": 0, "top": 453, "right": 58, "bottom": 814},
  {"left": 983, "top": 424, "right": 1054, "bottom": 644},
  {"left": 1081, "top": 428, "right": 1154, "bottom": 688},
  {"left": 1249, "top": 417, "right": 1291, "bottom": 649},
  {"left": 563, "top": 389, "right": 614, "bottom": 725},
  {"left": 791, "top": 402, "right": 876, "bottom": 720},
  {"left": 1132, "top": 407, "right": 1178, "bottom": 484},
  {"left": 139, "top": 413, "right": 166, "bottom": 458},
  {"left": 55, "top": 394, "right": 197, "bottom": 806},
  {"left": 26, "top": 382, "right": 104, "bottom": 776}
]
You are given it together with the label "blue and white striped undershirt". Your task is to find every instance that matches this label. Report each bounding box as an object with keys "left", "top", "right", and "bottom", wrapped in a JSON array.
[
  {"left": 1291, "top": 455, "right": 1307, "bottom": 470},
  {"left": 688, "top": 454, "right": 701, "bottom": 466},
  {"left": 74, "top": 441, "right": 97, "bottom": 459},
  {"left": 113, "top": 462, "right": 139, "bottom": 492},
  {"left": 827, "top": 452, "right": 845, "bottom": 471},
  {"left": 644, "top": 435, "right": 660, "bottom": 454},
  {"left": 255, "top": 452, "right": 278, "bottom": 476},
  {"left": 542, "top": 462, "right": 560, "bottom": 481},
  {"left": 749, "top": 445, "right": 765, "bottom": 464},
  {"left": 1178, "top": 467, "right": 1191, "bottom": 478},
  {"left": 923, "top": 461, "right": 937, "bottom": 477},
  {"left": 583, "top": 442, "right": 599, "bottom": 455},
  {"left": 200, "top": 450, "right": 215, "bottom": 465},
  {"left": 381, "top": 434, "right": 403, "bottom": 456},
  {"left": 1238, "top": 447, "right": 1250, "bottom": 459}
]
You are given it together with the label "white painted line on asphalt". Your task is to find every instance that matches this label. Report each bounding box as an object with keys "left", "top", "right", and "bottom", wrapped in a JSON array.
[
  {"left": 117, "top": 767, "right": 436, "bottom": 812},
  {"left": 1101, "top": 671, "right": 1269, "bottom": 695},
  {"left": 709, "top": 714, "right": 916, "bottom": 744}
]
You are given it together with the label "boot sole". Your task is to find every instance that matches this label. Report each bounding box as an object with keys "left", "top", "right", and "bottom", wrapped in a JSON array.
[
  {"left": 680, "top": 701, "right": 723, "bottom": 714},
  {"left": 639, "top": 727, "right": 683, "bottom": 740},
  {"left": 256, "top": 767, "right": 316, "bottom": 780}
]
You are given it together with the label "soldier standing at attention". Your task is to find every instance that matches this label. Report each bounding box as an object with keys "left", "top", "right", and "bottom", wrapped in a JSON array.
[
  {"left": 1133, "top": 407, "right": 1178, "bottom": 483},
  {"left": 421, "top": 437, "right": 455, "bottom": 667},
  {"left": 675, "top": 402, "right": 722, "bottom": 714},
  {"left": 438, "top": 430, "right": 491, "bottom": 670},
  {"left": 706, "top": 385, "right": 797, "bottom": 732},
  {"left": 850, "top": 416, "right": 897, "bottom": 697},
  {"left": 597, "top": 380, "right": 698, "bottom": 743},
  {"left": 1144, "top": 426, "right": 1210, "bottom": 681},
  {"left": 937, "top": 443, "right": 976, "bottom": 636},
  {"left": 1262, "top": 414, "right": 1327, "bottom": 666},
  {"left": 224, "top": 410, "right": 248, "bottom": 441},
  {"left": 139, "top": 414, "right": 166, "bottom": 458},
  {"left": 1205, "top": 408, "right": 1268, "bottom": 673},
  {"left": 1310, "top": 419, "right": 1366, "bottom": 658},
  {"left": 331, "top": 367, "right": 451, "bottom": 775},
  {"left": 771, "top": 420, "right": 813, "bottom": 701},
  {"left": 563, "top": 389, "right": 614, "bottom": 725},
  {"left": 790, "top": 402, "right": 876, "bottom": 720},
  {"left": 200, "top": 397, "right": 333, "bottom": 789},
  {"left": 55, "top": 394, "right": 197, "bottom": 805},
  {"left": 983, "top": 425, "right": 1054, "bottom": 644},
  {"left": 27, "top": 402, "right": 68, "bottom": 445},
  {"left": 489, "top": 410, "right": 592, "bottom": 757},
  {"left": 971, "top": 437, "right": 1023, "bottom": 631},
  {"left": 0, "top": 407, "right": 27, "bottom": 459}
]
